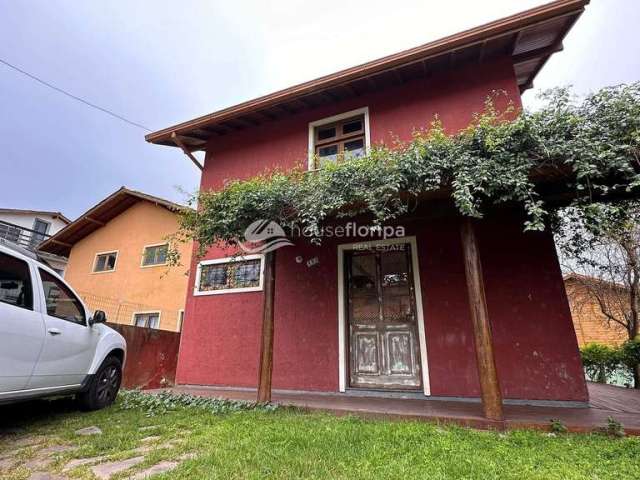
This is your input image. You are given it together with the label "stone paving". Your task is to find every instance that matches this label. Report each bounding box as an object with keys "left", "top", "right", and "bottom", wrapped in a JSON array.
[{"left": 0, "top": 426, "right": 197, "bottom": 479}]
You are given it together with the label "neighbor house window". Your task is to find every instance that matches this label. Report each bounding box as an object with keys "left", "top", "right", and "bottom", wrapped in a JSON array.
[
  {"left": 133, "top": 312, "right": 160, "bottom": 329},
  {"left": 308, "top": 107, "right": 369, "bottom": 170},
  {"left": 195, "top": 255, "right": 263, "bottom": 295},
  {"left": 141, "top": 243, "right": 169, "bottom": 267},
  {"left": 177, "top": 310, "right": 185, "bottom": 331},
  {"left": 93, "top": 251, "right": 118, "bottom": 272},
  {"left": 31, "top": 218, "right": 51, "bottom": 246}
]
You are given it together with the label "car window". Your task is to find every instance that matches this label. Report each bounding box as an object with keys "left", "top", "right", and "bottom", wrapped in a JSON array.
[
  {"left": 39, "top": 269, "right": 86, "bottom": 324},
  {"left": 0, "top": 252, "right": 33, "bottom": 310}
]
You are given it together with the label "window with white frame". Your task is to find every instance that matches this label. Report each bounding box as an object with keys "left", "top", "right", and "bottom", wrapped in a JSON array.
[
  {"left": 133, "top": 312, "right": 160, "bottom": 329},
  {"left": 141, "top": 243, "right": 169, "bottom": 267},
  {"left": 308, "top": 108, "right": 369, "bottom": 170},
  {"left": 93, "top": 251, "right": 117, "bottom": 272},
  {"left": 195, "top": 255, "right": 263, "bottom": 295}
]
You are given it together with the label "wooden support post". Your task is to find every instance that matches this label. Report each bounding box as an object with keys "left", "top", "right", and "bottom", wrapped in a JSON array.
[
  {"left": 171, "top": 132, "right": 204, "bottom": 171},
  {"left": 257, "top": 250, "right": 276, "bottom": 403},
  {"left": 460, "top": 218, "right": 504, "bottom": 422}
]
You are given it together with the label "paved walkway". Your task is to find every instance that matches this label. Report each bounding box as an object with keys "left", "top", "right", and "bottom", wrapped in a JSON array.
[
  {"left": 169, "top": 382, "right": 640, "bottom": 434},
  {"left": 0, "top": 426, "right": 195, "bottom": 480}
]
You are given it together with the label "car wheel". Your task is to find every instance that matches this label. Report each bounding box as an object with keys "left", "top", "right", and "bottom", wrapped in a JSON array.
[{"left": 78, "top": 356, "right": 122, "bottom": 411}]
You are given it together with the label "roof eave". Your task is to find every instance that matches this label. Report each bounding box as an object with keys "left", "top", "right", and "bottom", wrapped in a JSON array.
[{"left": 145, "top": 0, "right": 589, "bottom": 148}]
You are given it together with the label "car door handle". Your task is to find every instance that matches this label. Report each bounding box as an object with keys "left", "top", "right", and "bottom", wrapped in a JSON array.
[{"left": 47, "top": 328, "right": 62, "bottom": 335}]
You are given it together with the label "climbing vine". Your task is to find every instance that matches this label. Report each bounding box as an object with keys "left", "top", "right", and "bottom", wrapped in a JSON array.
[{"left": 171, "top": 83, "right": 640, "bottom": 259}]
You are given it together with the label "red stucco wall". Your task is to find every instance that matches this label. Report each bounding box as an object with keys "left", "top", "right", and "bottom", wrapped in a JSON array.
[{"left": 176, "top": 56, "right": 587, "bottom": 402}]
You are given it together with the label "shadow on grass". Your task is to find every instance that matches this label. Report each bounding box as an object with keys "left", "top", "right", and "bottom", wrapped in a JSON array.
[{"left": 0, "top": 397, "right": 81, "bottom": 435}]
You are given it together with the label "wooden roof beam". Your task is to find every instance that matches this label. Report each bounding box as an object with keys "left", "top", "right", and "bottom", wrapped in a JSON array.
[
  {"left": 171, "top": 132, "right": 204, "bottom": 171},
  {"left": 512, "top": 43, "right": 564, "bottom": 65},
  {"left": 84, "top": 216, "right": 105, "bottom": 226}
]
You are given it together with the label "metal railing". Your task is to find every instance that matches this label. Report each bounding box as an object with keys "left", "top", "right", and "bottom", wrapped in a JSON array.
[{"left": 0, "top": 219, "right": 51, "bottom": 251}]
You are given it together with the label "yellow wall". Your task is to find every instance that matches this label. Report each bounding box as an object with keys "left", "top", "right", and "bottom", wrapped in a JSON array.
[{"left": 63, "top": 201, "right": 191, "bottom": 331}]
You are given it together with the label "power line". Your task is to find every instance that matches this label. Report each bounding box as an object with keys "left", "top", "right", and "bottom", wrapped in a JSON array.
[{"left": 0, "top": 58, "right": 153, "bottom": 132}]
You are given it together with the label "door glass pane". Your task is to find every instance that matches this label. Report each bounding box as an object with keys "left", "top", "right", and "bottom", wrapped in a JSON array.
[
  {"left": 0, "top": 252, "right": 33, "bottom": 310},
  {"left": 349, "top": 253, "right": 379, "bottom": 323},
  {"left": 380, "top": 248, "right": 413, "bottom": 323},
  {"left": 39, "top": 269, "right": 85, "bottom": 324}
]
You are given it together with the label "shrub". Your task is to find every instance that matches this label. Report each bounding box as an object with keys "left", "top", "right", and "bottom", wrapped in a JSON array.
[
  {"left": 119, "top": 389, "right": 278, "bottom": 417},
  {"left": 620, "top": 337, "right": 640, "bottom": 371},
  {"left": 602, "top": 416, "right": 625, "bottom": 438},
  {"left": 549, "top": 418, "right": 568, "bottom": 434},
  {"left": 580, "top": 343, "right": 623, "bottom": 383}
]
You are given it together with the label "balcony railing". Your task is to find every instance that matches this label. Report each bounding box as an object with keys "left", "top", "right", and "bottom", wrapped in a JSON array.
[{"left": 0, "top": 219, "right": 52, "bottom": 251}]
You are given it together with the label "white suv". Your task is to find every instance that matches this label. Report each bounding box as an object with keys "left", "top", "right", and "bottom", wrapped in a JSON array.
[{"left": 0, "top": 242, "right": 126, "bottom": 410}]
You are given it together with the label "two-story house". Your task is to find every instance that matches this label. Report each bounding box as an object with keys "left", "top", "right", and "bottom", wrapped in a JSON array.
[
  {"left": 146, "top": 0, "right": 590, "bottom": 421},
  {"left": 0, "top": 208, "right": 70, "bottom": 274},
  {"left": 38, "top": 187, "right": 192, "bottom": 332}
]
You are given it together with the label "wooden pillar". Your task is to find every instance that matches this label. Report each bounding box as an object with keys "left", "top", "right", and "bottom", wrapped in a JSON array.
[
  {"left": 460, "top": 218, "right": 504, "bottom": 422},
  {"left": 257, "top": 250, "right": 276, "bottom": 403}
]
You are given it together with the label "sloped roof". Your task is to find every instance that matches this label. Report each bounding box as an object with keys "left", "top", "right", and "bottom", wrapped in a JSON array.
[
  {"left": 0, "top": 208, "right": 71, "bottom": 224},
  {"left": 38, "top": 187, "right": 187, "bottom": 257},
  {"left": 146, "top": 0, "right": 589, "bottom": 151}
]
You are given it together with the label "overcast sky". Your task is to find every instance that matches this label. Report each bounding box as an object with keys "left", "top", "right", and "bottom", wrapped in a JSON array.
[{"left": 1, "top": 0, "right": 638, "bottom": 219}]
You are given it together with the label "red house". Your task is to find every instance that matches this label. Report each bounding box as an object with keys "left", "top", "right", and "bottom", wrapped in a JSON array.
[{"left": 147, "top": 0, "right": 591, "bottom": 423}]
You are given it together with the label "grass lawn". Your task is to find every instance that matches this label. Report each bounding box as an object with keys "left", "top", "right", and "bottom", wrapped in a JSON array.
[{"left": 1, "top": 392, "right": 639, "bottom": 480}]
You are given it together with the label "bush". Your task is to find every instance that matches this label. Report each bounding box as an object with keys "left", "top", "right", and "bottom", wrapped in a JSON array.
[
  {"left": 620, "top": 337, "right": 640, "bottom": 371},
  {"left": 119, "top": 389, "right": 278, "bottom": 417},
  {"left": 580, "top": 343, "right": 622, "bottom": 383}
]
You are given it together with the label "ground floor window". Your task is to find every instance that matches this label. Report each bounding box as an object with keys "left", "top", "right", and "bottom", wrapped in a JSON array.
[
  {"left": 194, "top": 255, "right": 264, "bottom": 295},
  {"left": 133, "top": 311, "right": 160, "bottom": 329}
]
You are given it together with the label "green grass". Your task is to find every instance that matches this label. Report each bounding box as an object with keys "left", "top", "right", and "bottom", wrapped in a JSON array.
[{"left": 1, "top": 393, "right": 639, "bottom": 480}]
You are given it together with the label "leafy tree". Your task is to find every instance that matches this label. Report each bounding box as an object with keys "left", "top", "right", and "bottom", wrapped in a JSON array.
[
  {"left": 557, "top": 201, "right": 640, "bottom": 386},
  {"left": 173, "top": 83, "right": 640, "bottom": 256}
]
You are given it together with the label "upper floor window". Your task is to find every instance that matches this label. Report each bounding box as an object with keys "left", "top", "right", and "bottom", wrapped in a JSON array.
[
  {"left": 194, "top": 255, "right": 264, "bottom": 295},
  {"left": 141, "top": 243, "right": 169, "bottom": 267},
  {"left": 93, "top": 251, "right": 118, "bottom": 273},
  {"left": 31, "top": 218, "right": 51, "bottom": 246},
  {"left": 308, "top": 107, "right": 370, "bottom": 170}
]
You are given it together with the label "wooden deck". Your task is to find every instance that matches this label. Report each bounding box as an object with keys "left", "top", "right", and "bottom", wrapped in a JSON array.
[{"left": 165, "top": 382, "right": 640, "bottom": 435}]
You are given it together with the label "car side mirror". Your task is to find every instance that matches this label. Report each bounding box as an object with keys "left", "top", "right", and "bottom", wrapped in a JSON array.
[{"left": 90, "top": 310, "right": 107, "bottom": 326}]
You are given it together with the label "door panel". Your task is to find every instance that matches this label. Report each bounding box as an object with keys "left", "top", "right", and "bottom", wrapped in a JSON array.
[
  {"left": 346, "top": 244, "right": 422, "bottom": 390},
  {"left": 0, "top": 253, "right": 45, "bottom": 393},
  {"left": 353, "top": 331, "right": 380, "bottom": 375},
  {"left": 28, "top": 269, "right": 97, "bottom": 389}
]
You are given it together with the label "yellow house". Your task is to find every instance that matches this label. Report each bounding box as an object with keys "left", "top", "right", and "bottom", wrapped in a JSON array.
[
  {"left": 39, "top": 187, "right": 192, "bottom": 332},
  {"left": 564, "top": 274, "right": 629, "bottom": 347}
]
